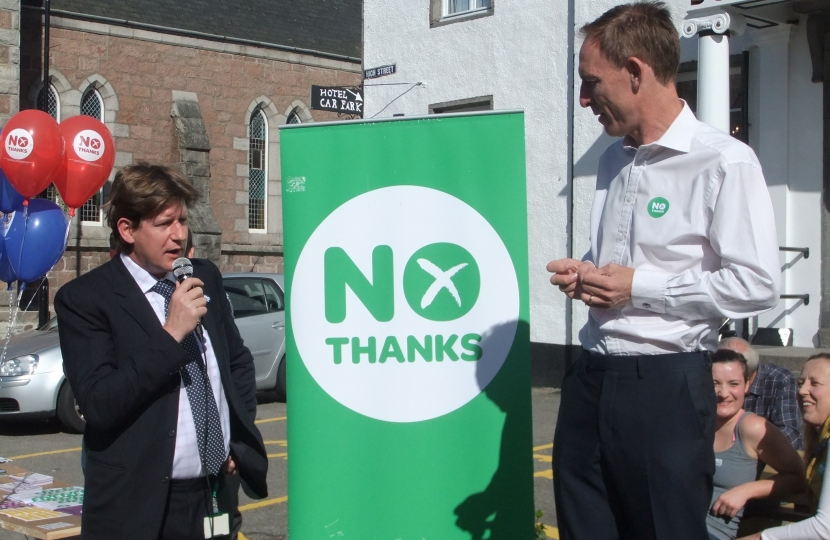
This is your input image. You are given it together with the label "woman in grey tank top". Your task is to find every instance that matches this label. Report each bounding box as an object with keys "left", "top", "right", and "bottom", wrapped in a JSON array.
[{"left": 707, "top": 350, "right": 805, "bottom": 540}]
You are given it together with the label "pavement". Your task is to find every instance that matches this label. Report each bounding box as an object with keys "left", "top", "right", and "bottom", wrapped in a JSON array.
[{"left": 0, "top": 388, "right": 561, "bottom": 540}]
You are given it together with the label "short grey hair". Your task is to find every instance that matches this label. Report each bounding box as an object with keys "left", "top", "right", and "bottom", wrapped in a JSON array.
[{"left": 719, "top": 337, "right": 760, "bottom": 378}]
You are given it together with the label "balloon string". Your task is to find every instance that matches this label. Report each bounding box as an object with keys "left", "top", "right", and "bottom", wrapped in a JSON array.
[
  {"left": 14, "top": 205, "right": 28, "bottom": 292},
  {"left": 0, "top": 286, "right": 18, "bottom": 365},
  {"left": 19, "top": 276, "right": 46, "bottom": 313},
  {"left": 3, "top": 205, "right": 30, "bottom": 346},
  {"left": 64, "top": 213, "right": 73, "bottom": 251}
]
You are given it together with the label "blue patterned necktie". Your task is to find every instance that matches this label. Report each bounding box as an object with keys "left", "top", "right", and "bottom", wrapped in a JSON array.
[{"left": 151, "top": 279, "right": 226, "bottom": 476}]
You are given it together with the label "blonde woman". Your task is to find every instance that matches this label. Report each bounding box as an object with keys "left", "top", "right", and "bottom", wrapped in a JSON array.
[{"left": 740, "top": 353, "right": 830, "bottom": 540}]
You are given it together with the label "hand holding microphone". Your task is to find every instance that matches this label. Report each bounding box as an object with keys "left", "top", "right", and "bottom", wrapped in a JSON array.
[{"left": 162, "top": 258, "right": 207, "bottom": 343}]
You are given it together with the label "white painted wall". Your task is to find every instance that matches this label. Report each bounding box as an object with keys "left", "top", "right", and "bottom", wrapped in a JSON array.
[
  {"left": 364, "top": 0, "right": 572, "bottom": 345},
  {"left": 364, "top": 0, "right": 825, "bottom": 348},
  {"left": 681, "top": 18, "right": 822, "bottom": 347},
  {"left": 771, "top": 17, "right": 822, "bottom": 346}
]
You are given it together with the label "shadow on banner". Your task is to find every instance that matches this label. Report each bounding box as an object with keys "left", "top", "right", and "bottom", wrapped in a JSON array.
[{"left": 455, "top": 318, "right": 534, "bottom": 539}]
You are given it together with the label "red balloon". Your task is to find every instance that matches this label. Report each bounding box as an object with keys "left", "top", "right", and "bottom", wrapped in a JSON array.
[
  {"left": 0, "top": 110, "right": 65, "bottom": 199},
  {"left": 55, "top": 115, "right": 115, "bottom": 215}
]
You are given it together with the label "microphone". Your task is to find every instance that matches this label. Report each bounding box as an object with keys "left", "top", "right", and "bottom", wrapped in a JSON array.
[
  {"left": 172, "top": 257, "right": 204, "bottom": 341},
  {"left": 172, "top": 257, "right": 194, "bottom": 282}
]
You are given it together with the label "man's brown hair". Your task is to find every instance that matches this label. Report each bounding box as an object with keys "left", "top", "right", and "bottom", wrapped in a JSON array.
[
  {"left": 581, "top": 1, "right": 680, "bottom": 85},
  {"left": 106, "top": 163, "right": 198, "bottom": 253}
]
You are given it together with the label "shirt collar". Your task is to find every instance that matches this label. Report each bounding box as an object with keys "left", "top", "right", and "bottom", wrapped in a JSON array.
[
  {"left": 622, "top": 100, "right": 696, "bottom": 153},
  {"left": 120, "top": 253, "right": 176, "bottom": 294}
]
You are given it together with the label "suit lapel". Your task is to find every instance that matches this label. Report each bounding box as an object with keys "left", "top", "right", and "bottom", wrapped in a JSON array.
[{"left": 111, "top": 256, "right": 165, "bottom": 337}]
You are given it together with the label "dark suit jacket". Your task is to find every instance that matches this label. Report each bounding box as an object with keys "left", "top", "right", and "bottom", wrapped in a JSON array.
[{"left": 55, "top": 256, "right": 268, "bottom": 540}]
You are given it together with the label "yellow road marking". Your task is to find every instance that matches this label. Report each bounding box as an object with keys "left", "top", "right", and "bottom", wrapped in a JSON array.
[
  {"left": 533, "top": 443, "right": 553, "bottom": 451},
  {"left": 533, "top": 454, "right": 552, "bottom": 463},
  {"left": 239, "top": 496, "right": 288, "bottom": 512},
  {"left": 534, "top": 469, "right": 553, "bottom": 480},
  {"left": 544, "top": 524, "right": 560, "bottom": 539},
  {"left": 239, "top": 534, "right": 249, "bottom": 540},
  {"left": 7, "top": 447, "right": 82, "bottom": 460},
  {"left": 267, "top": 453, "right": 287, "bottom": 459},
  {"left": 264, "top": 440, "right": 287, "bottom": 446},
  {"left": 255, "top": 416, "right": 287, "bottom": 425}
]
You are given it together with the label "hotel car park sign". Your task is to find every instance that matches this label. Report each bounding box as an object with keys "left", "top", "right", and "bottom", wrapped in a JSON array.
[{"left": 310, "top": 85, "right": 364, "bottom": 117}]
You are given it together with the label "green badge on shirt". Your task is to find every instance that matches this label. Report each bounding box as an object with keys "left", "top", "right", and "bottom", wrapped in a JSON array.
[{"left": 647, "top": 197, "right": 670, "bottom": 218}]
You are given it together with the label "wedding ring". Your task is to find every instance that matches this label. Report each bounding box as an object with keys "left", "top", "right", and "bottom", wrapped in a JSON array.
[{"left": 588, "top": 295, "right": 593, "bottom": 305}]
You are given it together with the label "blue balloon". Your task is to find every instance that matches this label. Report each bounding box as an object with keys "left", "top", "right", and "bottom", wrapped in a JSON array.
[
  {"left": 0, "top": 213, "right": 17, "bottom": 286},
  {"left": 0, "top": 168, "right": 25, "bottom": 215},
  {"left": 5, "top": 199, "right": 68, "bottom": 282}
]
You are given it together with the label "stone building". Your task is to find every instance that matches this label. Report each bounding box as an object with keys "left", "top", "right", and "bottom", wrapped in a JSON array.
[{"left": 2, "top": 0, "right": 361, "bottom": 328}]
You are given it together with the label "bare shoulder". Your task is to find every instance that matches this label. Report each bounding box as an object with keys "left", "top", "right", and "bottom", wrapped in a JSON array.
[{"left": 739, "top": 413, "right": 769, "bottom": 444}]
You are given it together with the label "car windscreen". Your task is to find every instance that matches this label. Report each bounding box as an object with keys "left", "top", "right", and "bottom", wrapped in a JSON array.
[
  {"left": 38, "top": 316, "right": 58, "bottom": 332},
  {"left": 223, "top": 278, "right": 284, "bottom": 318}
]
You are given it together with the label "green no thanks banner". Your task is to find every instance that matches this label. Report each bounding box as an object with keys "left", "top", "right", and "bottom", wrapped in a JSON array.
[{"left": 281, "top": 111, "right": 533, "bottom": 539}]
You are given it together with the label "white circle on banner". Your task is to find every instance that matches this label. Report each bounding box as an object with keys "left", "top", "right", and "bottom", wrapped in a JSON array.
[
  {"left": 291, "top": 185, "right": 519, "bottom": 423},
  {"left": 5, "top": 129, "right": 33, "bottom": 160},
  {"left": 73, "top": 130, "right": 105, "bottom": 162}
]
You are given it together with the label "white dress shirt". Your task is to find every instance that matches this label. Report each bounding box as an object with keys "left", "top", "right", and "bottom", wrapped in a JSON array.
[
  {"left": 580, "top": 103, "right": 781, "bottom": 355},
  {"left": 121, "top": 254, "right": 231, "bottom": 478}
]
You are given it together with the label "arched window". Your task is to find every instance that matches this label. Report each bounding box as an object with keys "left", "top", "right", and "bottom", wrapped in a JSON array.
[
  {"left": 78, "top": 88, "right": 105, "bottom": 224},
  {"left": 35, "top": 84, "right": 63, "bottom": 205},
  {"left": 35, "top": 82, "right": 66, "bottom": 206},
  {"left": 80, "top": 88, "right": 103, "bottom": 120},
  {"left": 286, "top": 110, "right": 302, "bottom": 124},
  {"left": 36, "top": 84, "right": 60, "bottom": 120},
  {"left": 248, "top": 109, "right": 267, "bottom": 231}
]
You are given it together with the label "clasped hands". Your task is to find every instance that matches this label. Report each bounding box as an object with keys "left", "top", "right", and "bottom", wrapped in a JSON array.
[{"left": 546, "top": 259, "right": 634, "bottom": 309}]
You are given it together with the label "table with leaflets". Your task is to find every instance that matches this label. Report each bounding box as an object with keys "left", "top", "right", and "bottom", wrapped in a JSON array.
[{"left": 0, "top": 464, "right": 81, "bottom": 539}]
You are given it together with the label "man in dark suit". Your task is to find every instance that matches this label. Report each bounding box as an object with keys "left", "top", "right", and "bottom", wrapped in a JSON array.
[{"left": 56, "top": 163, "right": 268, "bottom": 540}]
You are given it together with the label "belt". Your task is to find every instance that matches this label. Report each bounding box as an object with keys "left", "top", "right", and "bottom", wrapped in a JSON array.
[
  {"left": 582, "top": 349, "right": 711, "bottom": 372},
  {"left": 169, "top": 476, "right": 210, "bottom": 492}
]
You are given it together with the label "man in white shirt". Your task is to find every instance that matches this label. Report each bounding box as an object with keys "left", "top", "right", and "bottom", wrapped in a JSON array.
[
  {"left": 57, "top": 163, "right": 268, "bottom": 540},
  {"left": 546, "top": 3, "right": 780, "bottom": 539}
]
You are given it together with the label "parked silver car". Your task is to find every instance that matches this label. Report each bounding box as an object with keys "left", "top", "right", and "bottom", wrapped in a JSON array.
[
  {"left": 0, "top": 317, "right": 83, "bottom": 432},
  {"left": 222, "top": 273, "right": 287, "bottom": 398},
  {"left": 0, "top": 272, "right": 286, "bottom": 433}
]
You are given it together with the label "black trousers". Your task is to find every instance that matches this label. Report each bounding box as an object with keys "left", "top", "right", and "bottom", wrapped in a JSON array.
[
  {"left": 553, "top": 350, "right": 716, "bottom": 540},
  {"left": 158, "top": 473, "right": 242, "bottom": 540}
]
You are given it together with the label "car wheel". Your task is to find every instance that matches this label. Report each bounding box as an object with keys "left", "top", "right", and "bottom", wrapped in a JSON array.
[
  {"left": 275, "top": 356, "right": 286, "bottom": 403},
  {"left": 57, "top": 382, "right": 85, "bottom": 434}
]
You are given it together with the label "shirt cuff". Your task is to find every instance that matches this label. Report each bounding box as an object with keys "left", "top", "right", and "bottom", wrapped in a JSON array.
[{"left": 631, "top": 269, "right": 669, "bottom": 314}]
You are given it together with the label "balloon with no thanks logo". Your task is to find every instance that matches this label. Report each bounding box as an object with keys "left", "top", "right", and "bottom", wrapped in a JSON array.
[
  {"left": 55, "top": 115, "right": 115, "bottom": 216},
  {"left": 5, "top": 199, "right": 68, "bottom": 283},
  {"left": 0, "top": 110, "right": 65, "bottom": 199}
]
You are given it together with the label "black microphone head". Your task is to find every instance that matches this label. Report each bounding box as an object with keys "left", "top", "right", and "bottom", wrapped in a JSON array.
[{"left": 172, "top": 257, "right": 194, "bottom": 283}]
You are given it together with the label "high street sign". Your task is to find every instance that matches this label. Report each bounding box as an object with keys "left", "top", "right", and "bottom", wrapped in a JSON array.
[{"left": 364, "top": 64, "right": 396, "bottom": 80}]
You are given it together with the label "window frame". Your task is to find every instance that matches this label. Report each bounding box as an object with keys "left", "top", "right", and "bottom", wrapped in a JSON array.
[
  {"left": 443, "top": 0, "right": 491, "bottom": 18},
  {"left": 286, "top": 110, "right": 302, "bottom": 124},
  {"left": 248, "top": 108, "right": 269, "bottom": 233},
  {"left": 79, "top": 87, "right": 106, "bottom": 225},
  {"left": 430, "top": 0, "right": 493, "bottom": 28},
  {"left": 37, "top": 84, "right": 60, "bottom": 120},
  {"left": 675, "top": 53, "right": 748, "bottom": 143}
]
